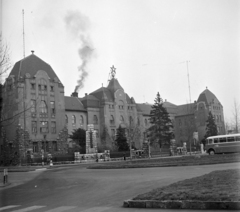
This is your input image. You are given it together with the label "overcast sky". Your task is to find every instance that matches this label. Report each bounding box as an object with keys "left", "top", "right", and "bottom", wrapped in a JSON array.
[{"left": 1, "top": 0, "right": 239, "bottom": 122}]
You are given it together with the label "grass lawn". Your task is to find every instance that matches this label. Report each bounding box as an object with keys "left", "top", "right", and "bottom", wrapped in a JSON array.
[
  {"left": 133, "top": 169, "right": 240, "bottom": 202},
  {"left": 88, "top": 153, "right": 240, "bottom": 169}
]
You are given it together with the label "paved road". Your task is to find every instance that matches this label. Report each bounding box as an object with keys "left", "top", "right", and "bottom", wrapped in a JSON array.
[{"left": 0, "top": 162, "right": 239, "bottom": 212}]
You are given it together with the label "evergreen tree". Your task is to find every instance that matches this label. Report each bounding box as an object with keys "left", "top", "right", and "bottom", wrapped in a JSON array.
[
  {"left": 69, "top": 128, "right": 86, "bottom": 154},
  {"left": 115, "top": 125, "right": 129, "bottom": 151},
  {"left": 204, "top": 111, "right": 218, "bottom": 140},
  {"left": 148, "top": 92, "right": 173, "bottom": 148}
]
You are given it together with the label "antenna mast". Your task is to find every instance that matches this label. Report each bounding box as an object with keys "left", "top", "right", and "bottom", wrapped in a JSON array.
[
  {"left": 22, "top": 9, "right": 25, "bottom": 58},
  {"left": 186, "top": 61, "right": 191, "bottom": 103}
]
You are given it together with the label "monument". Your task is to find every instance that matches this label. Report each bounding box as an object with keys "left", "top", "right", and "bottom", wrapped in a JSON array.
[{"left": 86, "top": 124, "right": 97, "bottom": 154}]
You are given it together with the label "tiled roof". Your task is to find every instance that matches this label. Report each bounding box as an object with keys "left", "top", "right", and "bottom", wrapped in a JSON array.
[
  {"left": 90, "top": 87, "right": 114, "bottom": 102},
  {"left": 80, "top": 94, "right": 100, "bottom": 108},
  {"left": 137, "top": 101, "right": 177, "bottom": 116},
  {"left": 137, "top": 103, "right": 152, "bottom": 115},
  {"left": 197, "top": 88, "right": 222, "bottom": 106},
  {"left": 107, "top": 78, "right": 124, "bottom": 93},
  {"left": 176, "top": 103, "right": 195, "bottom": 116},
  {"left": 65, "top": 96, "right": 86, "bottom": 111},
  {"left": 9, "top": 53, "right": 61, "bottom": 82}
]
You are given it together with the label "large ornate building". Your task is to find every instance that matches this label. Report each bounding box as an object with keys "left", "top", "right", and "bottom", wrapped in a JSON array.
[{"left": 0, "top": 53, "right": 225, "bottom": 162}]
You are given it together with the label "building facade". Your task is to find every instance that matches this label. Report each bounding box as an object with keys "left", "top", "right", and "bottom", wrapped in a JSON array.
[{"left": 0, "top": 53, "right": 226, "bottom": 163}]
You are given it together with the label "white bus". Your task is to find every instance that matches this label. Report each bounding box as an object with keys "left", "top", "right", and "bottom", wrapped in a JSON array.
[{"left": 205, "top": 134, "right": 240, "bottom": 155}]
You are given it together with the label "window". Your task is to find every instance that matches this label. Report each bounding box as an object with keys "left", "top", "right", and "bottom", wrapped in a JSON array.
[
  {"left": 214, "top": 138, "right": 218, "bottom": 143},
  {"left": 235, "top": 136, "right": 240, "bottom": 141},
  {"left": 129, "top": 116, "right": 133, "bottom": 126},
  {"left": 80, "top": 115, "right": 84, "bottom": 125},
  {"left": 120, "top": 115, "right": 124, "bottom": 123},
  {"left": 50, "top": 86, "right": 54, "bottom": 92},
  {"left": 72, "top": 115, "right": 76, "bottom": 127},
  {"left": 219, "top": 137, "right": 226, "bottom": 143},
  {"left": 227, "top": 137, "right": 235, "bottom": 142},
  {"left": 93, "top": 115, "right": 98, "bottom": 125},
  {"left": 110, "top": 115, "right": 114, "bottom": 125},
  {"left": 38, "top": 79, "right": 47, "bottom": 91},
  {"left": 119, "top": 100, "right": 124, "bottom": 110},
  {"left": 178, "top": 119, "right": 182, "bottom": 126},
  {"left": 95, "top": 129, "right": 99, "bottom": 138},
  {"left": 111, "top": 129, "right": 115, "bottom": 139},
  {"left": 31, "top": 83, "right": 35, "bottom": 90},
  {"left": 46, "top": 142, "right": 49, "bottom": 152},
  {"left": 40, "top": 121, "right": 48, "bottom": 133},
  {"left": 39, "top": 100, "right": 48, "bottom": 114},
  {"left": 31, "top": 100, "right": 36, "bottom": 113},
  {"left": 52, "top": 141, "right": 58, "bottom": 151},
  {"left": 65, "top": 115, "right": 68, "bottom": 124},
  {"left": 137, "top": 117, "right": 140, "bottom": 126},
  {"left": 50, "top": 101, "right": 55, "bottom": 115},
  {"left": 208, "top": 139, "right": 213, "bottom": 144},
  {"left": 42, "top": 142, "right": 45, "bottom": 151},
  {"left": 33, "top": 142, "right": 38, "bottom": 153},
  {"left": 32, "top": 121, "right": 37, "bottom": 133},
  {"left": 51, "top": 121, "right": 56, "bottom": 134}
]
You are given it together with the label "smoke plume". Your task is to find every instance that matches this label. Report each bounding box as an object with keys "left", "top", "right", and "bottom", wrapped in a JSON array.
[{"left": 65, "top": 11, "right": 95, "bottom": 92}]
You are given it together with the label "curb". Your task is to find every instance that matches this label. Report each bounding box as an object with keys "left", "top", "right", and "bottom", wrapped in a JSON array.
[
  {"left": 0, "top": 182, "right": 11, "bottom": 188},
  {"left": 123, "top": 200, "right": 240, "bottom": 210}
]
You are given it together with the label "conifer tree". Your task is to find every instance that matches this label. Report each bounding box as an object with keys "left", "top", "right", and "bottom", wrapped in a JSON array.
[
  {"left": 115, "top": 125, "right": 129, "bottom": 151},
  {"left": 204, "top": 111, "right": 218, "bottom": 139},
  {"left": 69, "top": 128, "right": 86, "bottom": 154},
  {"left": 148, "top": 92, "right": 173, "bottom": 148}
]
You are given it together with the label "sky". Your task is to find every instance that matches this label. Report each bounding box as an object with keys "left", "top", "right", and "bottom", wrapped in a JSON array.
[{"left": 1, "top": 0, "right": 239, "bottom": 122}]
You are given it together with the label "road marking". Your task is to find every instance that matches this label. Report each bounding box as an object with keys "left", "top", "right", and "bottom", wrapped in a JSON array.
[
  {"left": 80, "top": 207, "right": 111, "bottom": 212},
  {"left": 0, "top": 205, "right": 20, "bottom": 211},
  {"left": 11, "top": 206, "right": 45, "bottom": 212},
  {"left": 44, "top": 206, "right": 77, "bottom": 212}
]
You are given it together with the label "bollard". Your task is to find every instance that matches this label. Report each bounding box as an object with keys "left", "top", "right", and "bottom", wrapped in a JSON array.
[{"left": 3, "top": 168, "right": 8, "bottom": 184}]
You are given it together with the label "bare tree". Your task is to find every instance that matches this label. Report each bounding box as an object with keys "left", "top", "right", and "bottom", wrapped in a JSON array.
[
  {"left": 0, "top": 34, "right": 11, "bottom": 82},
  {"left": 232, "top": 99, "right": 240, "bottom": 133}
]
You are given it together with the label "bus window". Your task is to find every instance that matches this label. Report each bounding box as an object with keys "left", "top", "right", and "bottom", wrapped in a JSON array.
[
  {"left": 227, "top": 137, "right": 235, "bottom": 142},
  {"left": 214, "top": 138, "right": 219, "bottom": 143},
  {"left": 219, "top": 137, "right": 226, "bottom": 143},
  {"left": 208, "top": 139, "right": 213, "bottom": 144},
  {"left": 235, "top": 136, "right": 240, "bottom": 141}
]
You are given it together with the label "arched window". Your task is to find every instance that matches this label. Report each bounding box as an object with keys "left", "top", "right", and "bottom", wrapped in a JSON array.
[
  {"left": 93, "top": 115, "right": 98, "bottom": 125},
  {"left": 137, "top": 117, "right": 140, "bottom": 126},
  {"left": 120, "top": 115, "right": 124, "bottom": 123},
  {"left": 39, "top": 100, "right": 47, "bottom": 113},
  {"left": 72, "top": 115, "right": 76, "bottom": 127},
  {"left": 80, "top": 115, "right": 84, "bottom": 125},
  {"left": 129, "top": 116, "right": 133, "bottom": 126},
  {"left": 110, "top": 115, "right": 114, "bottom": 125},
  {"left": 65, "top": 115, "right": 68, "bottom": 124}
]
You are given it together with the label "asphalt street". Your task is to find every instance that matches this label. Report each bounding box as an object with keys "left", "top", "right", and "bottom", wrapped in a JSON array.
[{"left": 0, "top": 162, "right": 239, "bottom": 212}]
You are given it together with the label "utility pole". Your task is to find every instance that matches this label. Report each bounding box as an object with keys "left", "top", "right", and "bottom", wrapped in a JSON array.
[
  {"left": 186, "top": 61, "right": 192, "bottom": 155},
  {"left": 22, "top": 9, "right": 25, "bottom": 58}
]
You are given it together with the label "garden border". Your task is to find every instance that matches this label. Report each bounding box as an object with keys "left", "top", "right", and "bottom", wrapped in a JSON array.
[{"left": 123, "top": 200, "right": 240, "bottom": 210}]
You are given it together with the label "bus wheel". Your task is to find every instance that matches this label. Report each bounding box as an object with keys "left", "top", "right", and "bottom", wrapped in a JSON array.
[{"left": 209, "top": 150, "right": 215, "bottom": 155}]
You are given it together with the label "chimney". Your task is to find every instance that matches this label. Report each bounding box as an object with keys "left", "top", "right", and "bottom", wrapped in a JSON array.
[
  {"left": 71, "top": 91, "right": 78, "bottom": 97},
  {"left": 31, "top": 50, "right": 34, "bottom": 54},
  {"left": 85, "top": 93, "right": 88, "bottom": 97},
  {"left": 165, "top": 99, "right": 167, "bottom": 102}
]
